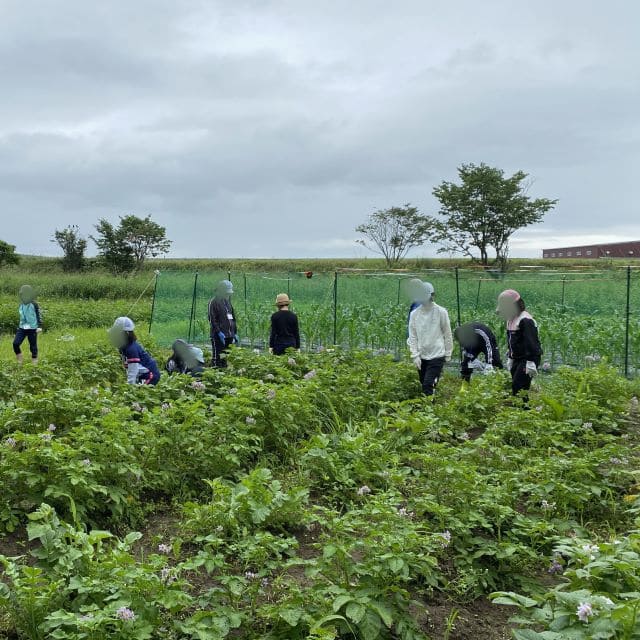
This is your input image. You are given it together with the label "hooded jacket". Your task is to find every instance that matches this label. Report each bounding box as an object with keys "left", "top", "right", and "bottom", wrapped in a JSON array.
[{"left": 407, "top": 303, "right": 453, "bottom": 361}]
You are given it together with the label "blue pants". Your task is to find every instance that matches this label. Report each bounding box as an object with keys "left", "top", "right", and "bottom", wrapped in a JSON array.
[{"left": 13, "top": 328, "right": 38, "bottom": 358}]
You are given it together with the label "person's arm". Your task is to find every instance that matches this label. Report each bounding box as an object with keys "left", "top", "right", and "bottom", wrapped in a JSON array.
[
  {"left": 475, "top": 328, "right": 494, "bottom": 365},
  {"left": 33, "top": 303, "right": 42, "bottom": 328},
  {"left": 208, "top": 299, "right": 223, "bottom": 335},
  {"left": 293, "top": 314, "right": 300, "bottom": 349},
  {"left": 441, "top": 309, "right": 453, "bottom": 360},
  {"left": 269, "top": 314, "right": 276, "bottom": 349},
  {"left": 407, "top": 311, "right": 419, "bottom": 359},
  {"left": 520, "top": 318, "right": 542, "bottom": 361}
]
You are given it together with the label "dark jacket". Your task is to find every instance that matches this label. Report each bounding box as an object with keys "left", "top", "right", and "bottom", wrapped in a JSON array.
[
  {"left": 269, "top": 310, "right": 300, "bottom": 349},
  {"left": 460, "top": 322, "right": 502, "bottom": 367},
  {"left": 208, "top": 298, "right": 237, "bottom": 338},
  {"left": 507, "top": 316, "right": 543, "bottom": 362}
]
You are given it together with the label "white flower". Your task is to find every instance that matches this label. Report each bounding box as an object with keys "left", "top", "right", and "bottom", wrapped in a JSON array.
[
  {"left": 81, "top": 458, "right": 91, "bottom": 466},
  {"left": 158, "top": 543, "right": 171, "bottom": 554},
  {"left": 245, "top": 416, "right": 256, "bottom": 425},
  {"left": 115, "top": 607, "right": 136, "bottom": 621},
  {"left": 576, "top": 602, "right": 594, "bottom": 623},
  {"left": 266, "top": 389, "right": 276, "bottom": 400},
  {"left": 356, "top": 485, "right": 371, "bottom": 496},
  {"left": 48, "top": 423, "right": 56, "bottom": 432},
  {"left": 438, "top": 530, "right": 452, "bottom": 548},
  {"left": 303, "top": 369, "right": 317, "bottom": 380},
  {"left": 265, "top": 373, "right": 275, "bottom": 380},
  {"left": 459, "top": 431, "right": 470, "bottom": 441},
  {"left": 541, "top": 499, "right": 556, "bottom": 511},
  {"left": 101, "top": 407, "right": 111, "bottom": 415},
  {"left": 288, "top": 357, "right": 296, "bottom": 365},
  {"left": 4, "top": 437, "right": 17, "bottom": 448},
  {"left": 244, "top": 571, "right": 258, "bottom": 580}
]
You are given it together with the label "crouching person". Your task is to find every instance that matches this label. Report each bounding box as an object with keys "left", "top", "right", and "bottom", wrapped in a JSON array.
[
  {"left": 166, "top": 339, "right": 205, "bottom": 377},
  {"left": 454, "top": 321, "right": 503, "bottom": 382},
  {"left": 108, "top": 316, "right": 161, "bottom": 385},
  {"left": 407, "top": 281, "right": 453, "bottom": 397}
]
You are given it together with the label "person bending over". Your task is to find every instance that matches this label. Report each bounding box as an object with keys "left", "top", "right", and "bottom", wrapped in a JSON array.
[{"left": 454, "top": 321, "right": 503, "bottom": 382}]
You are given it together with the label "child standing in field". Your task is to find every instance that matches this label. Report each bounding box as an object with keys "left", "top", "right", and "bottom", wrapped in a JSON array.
[
  {"left": 108, "top": 316, "right": 161, "bottom": 385},
  {"left": 496, "top": 289, "right": 543, "bottom": 399},
  {"left": 407, "top": 281, "right": 453, "bottom": 397},
  {"left": 13, "top": 285, "right": 42, "bottom": 364},
  {"left": 269, "top": 293, "right": 300, "bottom": 355}
]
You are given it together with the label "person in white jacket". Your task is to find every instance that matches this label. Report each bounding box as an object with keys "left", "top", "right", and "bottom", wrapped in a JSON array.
[{"left": 407, "top": 281, "right": 453, "bottom": 397}]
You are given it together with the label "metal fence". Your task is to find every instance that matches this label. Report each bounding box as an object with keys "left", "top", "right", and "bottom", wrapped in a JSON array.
[{"left": 150, "top": 266, "right": 640, "bottom": 376}]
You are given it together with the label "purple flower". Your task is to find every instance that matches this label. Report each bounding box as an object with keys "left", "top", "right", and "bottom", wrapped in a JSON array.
[
  {"left": 438, "top": 530, "right": 452, "bottom": 548},
  {"left": 266, "top": 389, "right": 276, "bottom": 400},
  {"left": 191, "top": 380, "right": 205, "bottom": 391},
  {"left": 548, "top": 555, "right": 563, "bottom": 575},
  {"left": 101, "top": 407, "right": 111, "bottom": 415},
  {"left": 48, "top": 423, "right": 56, "bottom": 432},
  {"left": 160, "top": 567, "right": 175, "bottom": 584},
  {"left": 244, "top": 571, "right": 258, "bottom": 581},
  {"left": 287, "top": 357, "right": 296, "bottom": 365},
  {"left": 261, "top": 577, "right": 270, "bottom": 588},
  {"left": 398, "top": 507, "right": 414, "bottom": 519},
  {"left": 228, "top": 388, "right": 238, "bottom": 396},
  {"left": 131, "top": 402, "right": 143, "bottom": 413},
  {"left": 40, "top": 433, "right": 52, "bottom": 442},
  {"left": 158, "top": 543, "right": 171, "bottom": 554},
  {"left": 116, "top": 607, "right": 136, "bottom": 621},
  {"left": 459, "top": 431, "right": 470, "bottom": 441},
  {"left": 161, "top": 402, "right": 171, "bottom": 411},
  {"left": 245, "top": 416, "right": 256, "bottom": 425},
  {"left": 303, "top": 369, "right": 317, "bottom": 380},
  {"left": 356, "top": 485, "right": 371, "bottom": 496},
  {"left": 4, "top": 437, "right": 17, "bottom": 448},
  {"left": 81, "top": 458, "right": 91, "bottom": 466},
  {"left": 541, "top": 499, "right": 556, "bottom": 511},
  {"left": 576, "top": 602, "right": 594, "bottom": 623}
]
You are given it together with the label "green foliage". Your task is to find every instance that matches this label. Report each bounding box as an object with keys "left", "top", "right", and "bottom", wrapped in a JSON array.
[
  {"left": 52, "top": 226, "right": 87, "bottom": 272},
  {"left": 432, "top": 163, "right": 558, "bottom": 266},
  {"left": 0, "top": 239, "right": 19, "bottom": 267}
]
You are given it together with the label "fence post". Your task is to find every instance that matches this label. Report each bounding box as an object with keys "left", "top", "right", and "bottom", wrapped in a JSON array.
[
  {"left": 333, "top": 271, "right": 338, "bottom": 346},
  {"left": 188, "top": 272, "right": 199, "bottom": 342},
  {"left": 475, "top": 278, "right": 482, "bottom": 310},
  {"left": 148, "top": 271, "right": 159, "bottom": 334},
  {"left": 561, "top": 276, "right": 567, "bottom": 311},
  {"left": 624, "top": 265, "right": 631, "bottom": 378},
  {"left": 287, "top": 275, "right": 291, "bottom": 297},
  {"left": 227, "top": 269, "right": 232, "bottom": 282},
  {"left": 397, "top": 278, "right": 401, "bottom": 305},
  {"left": 243, "top": 272, "right": 248, "bottom": 320},
  {"left": 455, "top": 267, "right": 461, "bottom": 326}
]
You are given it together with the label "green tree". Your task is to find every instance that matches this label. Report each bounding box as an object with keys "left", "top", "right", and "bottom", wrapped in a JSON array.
[
  {"left": 119, "top": 214, "right": 171, "bottom": 268},
  {"left": 52, "top": 225, "right": 87, "bottom": 272},
  {"left": 432, "top": 163, "right": 557, "bottom": 268},
  {"left": 0, "top": 240, "right": 19, "bottom": 267},
  {"left": 91, "top": 214, "right": 171, "bottom": 274},
  {"left": 355, "top": 204, "right": 436, "bottom": 267}
]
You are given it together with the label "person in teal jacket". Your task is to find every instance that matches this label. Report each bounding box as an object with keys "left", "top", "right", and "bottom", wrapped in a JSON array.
[{"left": 13, "top": 285, "right": 42, "bottom": 364}]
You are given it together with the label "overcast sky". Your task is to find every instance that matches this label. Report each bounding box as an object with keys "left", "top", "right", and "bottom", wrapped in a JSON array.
[{"left": 1, "top": 0, "right": 638, "bottom": 259}]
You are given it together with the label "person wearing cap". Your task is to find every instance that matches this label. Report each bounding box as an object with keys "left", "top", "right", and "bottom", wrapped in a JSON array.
[
  {"left": 496, "top": 289, "right": 543, "bottom": 399},
  {"left": 207, "top": 280, "right": 239, "bottom": 368},
  {"left": 108, "top": 316, "right": 161, "bottom": 385},
  {"left": 269, "top": 293, "right": 300, "bottom": 355},
  {"left": 166, "top": 339, "right": 206, "bottom": 377},
  {"left": 13, "top": 285, "right": 42, "bottom": 364},
  {"left": 454, "top": 321, "right": 503, "bottom": 382},
  {"left": 407, "top": 281, "right": 453, "bottom": 397}
]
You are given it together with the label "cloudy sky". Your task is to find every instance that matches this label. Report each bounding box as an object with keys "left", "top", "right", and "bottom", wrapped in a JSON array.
[{"left": 1, "top": 0, "right": 638, "bottom": 259}]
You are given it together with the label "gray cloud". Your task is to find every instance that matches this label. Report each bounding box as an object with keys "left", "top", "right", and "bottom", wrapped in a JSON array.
[{"left": 0, "top": 0, "right": 638, "bottom": 258}]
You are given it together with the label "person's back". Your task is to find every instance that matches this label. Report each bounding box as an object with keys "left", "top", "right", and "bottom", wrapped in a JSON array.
[{"left": 270, "top": 294, "right": 300, "bottom": 355}]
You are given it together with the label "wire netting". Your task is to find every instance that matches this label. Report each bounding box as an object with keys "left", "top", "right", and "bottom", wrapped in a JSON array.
[{"left": 150, "top": 266, "right": 640, "bottom": 376}]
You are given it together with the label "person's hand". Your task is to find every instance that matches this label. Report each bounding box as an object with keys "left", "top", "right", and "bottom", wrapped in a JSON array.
[
  {"left": 233, "top": 334, "right": 240, "bottom": 344},
  {"left": 468, "top": 358, "right": 482, "bottom": 370},
  {"left": 525, "top": 361, "right": 538, "bottom": 377},
  {"left": 36, "top": 328, "right": 43, "bottom": 334},
  {"left": 268, "top": 347, "right": 274, "bottom": 355},
  {"left": 445, "top": 355, "right": 452, "bottom": 363},
  {"left": 506, "top": 358, "right": 513, "bottom": 370},
  {"left": 482, "top": 364, "right": 494, "bottom": 375},
  {"left": 217, "top": 331, "right": 225, "bottom": 342},
  {"left": 413, "top": 356, "right": 422, "bottom": 369}
]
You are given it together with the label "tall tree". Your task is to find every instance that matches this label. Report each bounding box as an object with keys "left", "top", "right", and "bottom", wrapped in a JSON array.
[
  {"left": 355, "top": 204, "right": 436, "bottom": 267},
  {"left": 0, "top": 240, "right": 19, "bottom": 267},
  {"left": 91, "top": 214, "right": 171, "bottom": 274},
  {"left": 432, "top": 163, "right": 557, "bottom": 268},
  {"left": 52, "top": 225, "right": 87, "bottom": 271},
  {"left": 119, "top": 215, "right": 171, "bottom": 268}
]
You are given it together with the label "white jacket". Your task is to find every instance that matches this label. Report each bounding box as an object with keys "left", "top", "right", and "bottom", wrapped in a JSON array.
[{"left": 407, "top": 303, "right": 453, "bottom": 361}]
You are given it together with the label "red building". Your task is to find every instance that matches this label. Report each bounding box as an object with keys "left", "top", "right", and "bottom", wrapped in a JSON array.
[{"left": 542, "top": 241, "right": 640, "bottom": 259}]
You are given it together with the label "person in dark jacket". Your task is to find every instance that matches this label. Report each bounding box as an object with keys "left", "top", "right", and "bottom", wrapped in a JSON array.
[
  {"left": 108, "top": 316, "right": 161, "bottom": 385},
  {"left": 454, "top": 321, "right": 503, "bottom": 382},
  {"left": 208, "top": 280, "right": 239, "bottom": 368},
  {"left": 13, "top": 285, "right": 42, "bottom": 364},
  {"left": 166, "top": 339, "right": 205, "bottom": 377},
  {"left": 496, "top": 289, "right": 543, "bottom": 399},
  {"left": 269, "top": 293, "right": 300, "bottom": 355}
]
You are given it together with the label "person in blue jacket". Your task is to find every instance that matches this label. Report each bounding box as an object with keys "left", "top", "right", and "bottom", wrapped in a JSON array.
[
  {"left": 13, "top": 285, "right": 42, "bottom": 364},
  {"left": 108, "top": 316, "right": 161, "bottom": 385}
]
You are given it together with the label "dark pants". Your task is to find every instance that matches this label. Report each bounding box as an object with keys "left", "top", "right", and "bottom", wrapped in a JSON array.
[
  {"left": 211, "top": 334, "right": 233, "bottom": 368},
  {"left": 13, "top": 328, "right": 38, "bottom": 358},
  {"left": 511, "top": 358, "right": 539, "bottom": 398},
  {"left": 272, "top": 341, "right": 296, "bottom": 356},
  {"left": 419, "top": 357, "right": 445, "bottom": 396}
]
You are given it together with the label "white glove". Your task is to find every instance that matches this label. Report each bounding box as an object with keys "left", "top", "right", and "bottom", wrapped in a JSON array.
[
  {"left": 413, "top": 356, "right": 422, "bottom": 369},
  {"left": 445, "top": 355, "right": 452, "bottom": 363},
  {"left": 36, "top": 328, "right": 43, "bottom": 334},
  {"left": 506, "top": 358, "right": 513, "bottom": 370},
  {"left": 468, "top": 358, "right": 484, "bottom": 371},
  {"left": 525, "top": 361, "right": 538, "bottom": 377},
  {"left": 482, "top": 364, "right": 494, "bottom": 375}
]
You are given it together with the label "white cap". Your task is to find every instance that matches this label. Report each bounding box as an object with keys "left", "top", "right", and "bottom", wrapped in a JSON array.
[{"left": 112, "top": 316, "right": 135, "bottom": 332}]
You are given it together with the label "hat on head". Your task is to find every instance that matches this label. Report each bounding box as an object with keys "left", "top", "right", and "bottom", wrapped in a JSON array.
[
  {"left": 496, "top": 289, "right": 521, "bottom": 313},
  {"left": 216, "top": 280, "right": 234, "bottom": 295},
  {"left": 275, "top": 293, "right": 291, "bottom": 306},
  {"left": 111, "top": 316, "right": 135, "bottom": 332}
]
